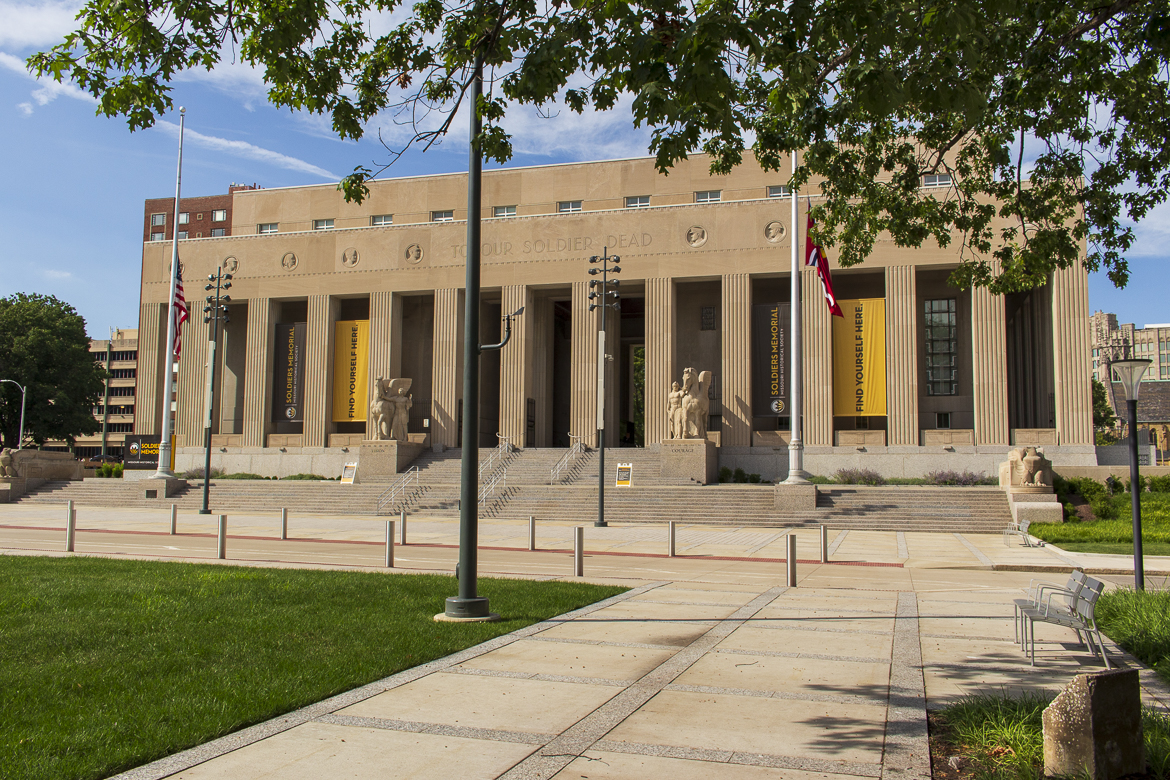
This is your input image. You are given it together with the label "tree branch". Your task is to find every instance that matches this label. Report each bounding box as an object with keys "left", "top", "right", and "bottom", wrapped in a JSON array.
[{"left": 1055, "top": 0, "right": 1137, "bottom": 45}]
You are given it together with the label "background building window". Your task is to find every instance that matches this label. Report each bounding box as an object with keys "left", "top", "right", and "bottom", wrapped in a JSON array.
[
  {"left": 925, "top": 298, "right": 958, "bottom": 395},
  {"left": 922, "top": 174, "right": 953, "bottom": 188},
  {"left": 371, "top": 214, "right": 393, "bottom": 226},
  {"left": 493, "top": 205, "right": 517, "bottom": 217},
  {"left": 212, "top": 209, "right": 227, "bottom": 222},
  {"left": 178, "top": 212, "right": 190, "bottom": 224},
  {"left": 177, "top": 231, "right": 188, "bottom": 240},
  {"left": 700, "top": 306, "right": 717, "bottom": 331},
  {"left": 312, "top": 219, "right": 334, "bottom": 230},
  {"left": 557, "top": 201, "right": 582, "bottom": 213},
  {"left": 694, "top": 190, "right": 721, "bottom": 203},
  {"left": 210, "top": 228, "right": 226, "bottom": 237},
  {"left": 150, "top": 232, "right": 164, "bottom": 242},
  {"left": 432, "top": 210, "right": 454, "bottom": 222},
  {"left": 150, "top": 213, "right": 166, "bottom": 226},
  {"left": 936, "top": 412, "right": 952, "bottom": 429},
  {"left": 767, "top": 185, "right": 791, "bottom": 198},
  {"left": 258, "top": 223, "right": 278, "bottom": 234},
  {"left": 625, "top": 196, "right": 650, "bottom": 208}
]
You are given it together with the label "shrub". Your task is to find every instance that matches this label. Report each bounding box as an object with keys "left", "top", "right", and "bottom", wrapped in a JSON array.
[
  {"left": 925, "top": 469, "right": 993, "bottom": 486},
  {"left": 281, "top": 473, "right": 328, "bottom": 481},
  {"left": 1152, "top": 475, "right": 1170, "bottom": 494},
  {"left": 182, "top": 466, "right": 224, "bottom": 480},
  {"left": 718, "top": 466, "right": 732, "bottom": 483},
  {"left": 747, "top": 473, "right": 761, "bottom": 484},
  {"left": 733, "top": 467, "right": 748, "bottom": 483},
  {"left": 96, "top": 463, "right": 123, "bottom": 478},
  {"left": 1126, "top": 475, "right": 1150, "bottom": 494},
  {"left": 220, "top": 472, "right": 265, "bottom": 480},
  {"left": 834, "top": 467, "right": 886, "bottom": 486}
]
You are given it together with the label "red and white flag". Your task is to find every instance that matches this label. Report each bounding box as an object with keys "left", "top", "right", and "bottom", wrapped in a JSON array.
[
  {"left": 805, "top": 199, "right": 844, "bottom": 318},
  {"left": 172, "top": 262, "right": 189, "bottom": 356}
]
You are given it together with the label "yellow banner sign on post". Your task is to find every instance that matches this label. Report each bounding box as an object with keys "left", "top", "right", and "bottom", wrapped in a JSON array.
[
  {"left": 833, "top": 299, "right": 887, "bottom": 417},
  {"left": 332, "top": 320, "right": 370, "bottom": 422}
]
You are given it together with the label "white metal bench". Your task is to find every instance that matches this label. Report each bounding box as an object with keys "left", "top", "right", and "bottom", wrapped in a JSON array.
[
  {"left": 1003, "top": 517, "right": 1036, "bottom": 547},
  {"left": 1017, "top": 574, "right": 1110, "bottom": 668}
]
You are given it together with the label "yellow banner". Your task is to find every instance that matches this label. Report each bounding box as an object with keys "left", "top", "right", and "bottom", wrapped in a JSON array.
[
  {"left": 332, "top": 320, "right": 370, "bottom": 422},
  {"left": 833, "top": 299, "right": 887, "bottom": 417}
]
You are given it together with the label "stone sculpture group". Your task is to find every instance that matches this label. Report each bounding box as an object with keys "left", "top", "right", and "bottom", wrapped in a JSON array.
[
  {"left": 369, "top": 377, "right": 412, "bottom": 442},
  {"left": 0, "top": 448, "right": 17, "bottom": 478},
  {"left": 667, "top": 367, "right": 713, "bottom": 440},
  {"left": 999, "top": 446, "right": 1054, "bottom": 490}
]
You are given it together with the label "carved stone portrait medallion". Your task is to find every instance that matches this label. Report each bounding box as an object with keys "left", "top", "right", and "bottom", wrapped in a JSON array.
[
  {"left": 686, "top": 226, "right": 707, "bottom": 248},
  {"left": 342, "top": 247, "right": 359, "bottom": 268},
  {"left": 404, "top": 244, "right": 423, "bottom": 264},
  {"left": 222, "top": 256, "right": 239, "bottom": 274},
  {"left": 764, "top": 221, "right": 786, "bottom": 243},
  {"left": 281, "top": 252, "right": 298, "bottom": 271}
]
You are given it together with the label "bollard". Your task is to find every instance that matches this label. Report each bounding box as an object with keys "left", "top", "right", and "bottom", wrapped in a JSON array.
[
  {"left": 400, "top": 510, "right": 406, "bottom": 545},
  {"left": 786, "top": 533, "right": 797, "bottom": 587},
  {"left": 170, "top": 504, "right": 178, "bottom": 535},
  {"left": 385, "top": 520, "right": 395, "bottom": 568},
  {"left": 65, "top": 500, "right": 76, "bottom": 552},
  {"left": 573, "top": 526, "right": 584, "bottom": 577},
  {"left": 528, "top": 515, "right": 536, "bottom": 551},
  {"left": 668, "top": 520, "right": 677, "bottom": 557},
  {"left": 217, "top": 515, "right": 227, "bottom": 559},
  {"left": 820, "top": 525, "right": 828, "bottom": 563},
  {"left": 280, "top": 508, "right": 288, "bottom": 540}
]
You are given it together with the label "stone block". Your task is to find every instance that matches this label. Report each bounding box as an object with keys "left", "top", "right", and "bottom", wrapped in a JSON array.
[
  {"left": 359, "top": 440, "right": 425, "bottom": 480},
  {"left": 1043, "top": 669, "right": 1142, "bottom": 780},
  {"left": 142, "top": 478, "right": 187, "bottom": 499},
  {"left": 1007, "top": 491, "right": 1063, "bottom": 524},
  {"left": 660, "top": 438, "right": 718, "bottom": 484},
  {"left": 10, "top": 450, "right": 83, "bottom": 480},
  {"left": 774, "top": 483, "right": 818, "bottom": 511},
  {"left": 921, "top": 429, "right": 975, "bottom": 447},
  {"left": 835, "top": 430, "right": 887, "bottom": 447}
]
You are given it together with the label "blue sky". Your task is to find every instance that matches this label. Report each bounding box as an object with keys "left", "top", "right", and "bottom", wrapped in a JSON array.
[{"left": 0, "top": 1, "right": 1166, "bottom": 338}]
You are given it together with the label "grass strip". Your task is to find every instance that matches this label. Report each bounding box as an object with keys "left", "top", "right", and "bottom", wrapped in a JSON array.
[
  {"left": 0, "top": 556, "right": 626, "bottom": 780},
  {"left": 1097, "top": 587, "right": 1170, "bottom": 685},
  {"left": 1030, "top": 493, "right": 1170, "bottom": 547}
]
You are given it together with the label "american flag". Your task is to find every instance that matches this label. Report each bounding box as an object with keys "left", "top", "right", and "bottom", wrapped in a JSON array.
[
  {"left": 805, "top": 199, "right": 844, "bottom": 318},
  {"left": 172, "top": 262, "right": 189, "bottom": 356}
]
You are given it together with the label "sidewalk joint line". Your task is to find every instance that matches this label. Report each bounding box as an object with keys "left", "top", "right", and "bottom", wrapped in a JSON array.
[{"left": 951, "top": 533, "right": 994, "bottom": 567}]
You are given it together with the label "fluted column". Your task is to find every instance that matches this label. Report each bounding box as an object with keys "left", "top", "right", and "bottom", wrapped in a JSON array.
[
  {"left": 531, "top": 296, "right": 553, "bottom": 447},
  {"left": 721, "top": 273, "right": 751, "bottom": 446},
  {"left": 367, "top": 292, "right": 402, "bottom": 439},
  {"left": 431, "top": 288, "right": 464, "bottom": 449},
  {"left": 570, "top": 280, "right": 600, "bottom": 448},
  {"left": 303, "top": 295, "right": 336, "bottom": 447},
  {"left": 972, "top": 279, "right": 1010, "bottom": 445},
  {"left": 498, "top": 285, "right": 532, "bottom": 447},
  {"left": 802, "top": 269, "right": 833, "bottom": 446},
  {"left": 1052, "top": 265, "right": 1093, "bottom": 445},
  {"left": 242, "top": 298, "right": 273, "bottom": 447},
  {"left": 175, "top": 316, "right": 209, "bottom": 448},
  {"left": 645, "top": 277, "right": 676, "bottom": 445},
  {"left": 134, "top": 302, "right": 165, "bottom": 435},
  {"left": 885, "top": 265, "right": 919, "bottom": 445}
]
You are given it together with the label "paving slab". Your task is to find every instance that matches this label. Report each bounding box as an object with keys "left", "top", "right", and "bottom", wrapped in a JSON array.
[
  {"left": 674, "top": 650, "right": 890, "bottom": 703},
  {"left": 455, "top": 638, "right": 676, "bottom": 682},
  {"left": 718, "top": 623, "right": 894, "bottom": 660},
  {"left": 549, "top": 750, "right": 858, "bottom": 780}
]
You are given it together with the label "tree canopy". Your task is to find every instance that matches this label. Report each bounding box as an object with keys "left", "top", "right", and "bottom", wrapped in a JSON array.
[
  {"left": 30, "top": 0, "right": 1170, "bottom": 292},
  {"left": 1092, "top": 377, "right": 1117, "bottom": 431},
  {"left": 0, "top": 294, "right": 107, "bottom": 449}
]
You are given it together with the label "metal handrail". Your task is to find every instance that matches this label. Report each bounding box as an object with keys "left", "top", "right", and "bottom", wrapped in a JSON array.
[
  {"left": 479, "top": 434, "right": 516, "bottom": 479},
  {"left": 551, "top": 434, "right": 585, "bottom": 484},
  {"left": 377, "top": 466, "right": 420, "bottom": 515},
  {"left": 496, "top": 434, "right": 513, "bottom": 454},
  {"left": 479, "top": 465, "right": 507, "bottom": 506}
]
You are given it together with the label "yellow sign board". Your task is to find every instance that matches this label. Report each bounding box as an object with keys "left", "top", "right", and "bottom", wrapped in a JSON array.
[
  {"left": 832, "top": 299, "right": 887, "bottom": 416},
  {"left": 332, "top": 320, "right": 370, "bottom": 422},
  {"left": 615, "top": 463, "right": 632, "bottom": 487}
]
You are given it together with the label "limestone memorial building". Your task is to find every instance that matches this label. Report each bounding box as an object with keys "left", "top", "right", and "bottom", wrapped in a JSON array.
[{"left": 131, "top": 155, "right": 1094, "bottom": 479}]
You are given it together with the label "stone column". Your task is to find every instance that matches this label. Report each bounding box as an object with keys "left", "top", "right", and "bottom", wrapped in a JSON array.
[
  {"left": 570, "top": 280, "right": 600, "bottom": 448},
  {"left": 242, "top": 298, "right": 273, "bottom": 447},
  {"left": 645, "top": 277, "right": 676, "bottom": 445},
  {"left": 721, "top": 273, "right": 751, "bottom": 447},
  {"left": 802, "top": 269, "right": 833, "bottom": 446},
  {"left": 367, "top": 291, "right": 402, "bottom": 439},
  {"left": 431, "top": 288, "right": 464, "bottom": 450},
  {"left": 885, "top": 265, "right": 919, "bottom": 446},
  {"left": 1052, "top": 265, "right": 1093, "bottom": 445},
  {"left": 972, "top": 280, "right": 1010, "bottom": 445},
  {"left": 531, "top": 296, "right": 553, "bottom": 447},
  {"left": 303, "top": 295, "right": 337, "bottom": 448},
  {"left": 134, "top": 302, "right": 166, "bottom": 435},
  {"left": 499, "top": 285, "right": 532, "bottom": 447},
  {"left": 176, "top": 316, "right": 209, "bottom": 448}
]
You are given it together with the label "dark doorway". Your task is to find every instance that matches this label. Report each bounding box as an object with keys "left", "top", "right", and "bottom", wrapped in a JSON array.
[{"left": 552, "top": 300, "right": 573, "bottom": 446}]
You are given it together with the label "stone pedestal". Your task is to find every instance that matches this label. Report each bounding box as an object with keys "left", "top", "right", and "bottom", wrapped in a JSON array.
[
  {"left": 660, "top": 439, "right": 718, "bottom": 485},
  {"left": 774, "top": 483, "right": 819, "bottom": 511},
  {"left": 359, "top": 440, "right": 425, "bottom": 481},
  {"left": 1008, "top": 490, "right": 1064, "bottom": 524},
  {"left": 141, "top": 478, "right": 187, "bottom": 500},
  {"left": 1044, "top": 669, "right": 1142, "bottom": 780}
]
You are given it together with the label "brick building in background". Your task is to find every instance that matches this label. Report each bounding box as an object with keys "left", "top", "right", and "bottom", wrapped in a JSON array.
[{"left": 143, "top": 183, "right": 261, "bottom": 243}]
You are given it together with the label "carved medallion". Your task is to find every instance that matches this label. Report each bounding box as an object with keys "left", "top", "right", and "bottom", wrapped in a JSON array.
[
  {"left": 404, "top": 244, "right": 423, "bottom": 264},
  {"left": 222, "top": 256, "right": 239, "bottom": 274},
  {"left": 281, "top": 252, "right": 298, "bottom": 271},
  {"left": 764, "top": 222, "right": 785, "bottom": 243},
  {"left": 686, "top": 226, "right": 707, "bottom": 248},
  {"left": 342, "top": 247, "right": 359, "bottom": 268}
]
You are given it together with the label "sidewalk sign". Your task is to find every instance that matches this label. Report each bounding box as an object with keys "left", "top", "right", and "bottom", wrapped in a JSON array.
[
  {"left": 341, "top": 462, "right": 358, "bottom": 484},
  {"left": 616, "top": 463, "right": 632, "bottom": 487}
]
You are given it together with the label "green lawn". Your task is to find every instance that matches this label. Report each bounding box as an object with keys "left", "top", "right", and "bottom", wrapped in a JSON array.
[
  {"left": 0, "top": 556, "right": 626, "bottom": 780},
  {"left": 1030, "top": 493, "right": 1170, "bottom": 551},
  {"left": 1052, "top": 540, "right": 1170, "bottom": 556}
]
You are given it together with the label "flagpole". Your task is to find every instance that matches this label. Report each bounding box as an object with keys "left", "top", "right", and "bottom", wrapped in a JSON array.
[
  {"left": 785, "top": 148, "right": 809, "bottom": 483},
  {"left": 153, "top": 107, "right": 185, "bottom": 480}
]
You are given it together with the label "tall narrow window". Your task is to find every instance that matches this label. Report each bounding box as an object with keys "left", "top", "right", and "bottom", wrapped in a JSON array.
[
  {"left": 212, "top": 209, "right": 227, "bottom": 222},
  {"left": 924, "top": 298, "right": 958, "bottom": 395},
  {"left": 694, "top": 190, "right": 721, "bottom": 203},
  {"left": 700, "top": 306, "right": 717, "bottom": 331},
  {"left": 178, "top": 212, "right": 190, "bottom": 224},
  {"left": 150, "top": 213, "right": 166, "bottom": 226},
  {"left": 210, "top": 228, "right": 226, "bottom": 237}
]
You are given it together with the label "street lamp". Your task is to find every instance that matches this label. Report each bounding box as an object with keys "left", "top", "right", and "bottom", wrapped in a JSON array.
[
  {"left": 0, "top": 379, "right": 27, "bottom": 450},
  {"left": 588, "top": 249, "right": 620, "bottom": 527},
  {"left": 1113, "top": 357, "right": 1151, "bottom": 590},
  {"left": 199, "top": 270, "right": 232, "bottom": 514}
]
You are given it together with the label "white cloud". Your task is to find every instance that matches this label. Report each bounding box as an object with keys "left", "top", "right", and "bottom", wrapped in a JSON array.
[
  {"left": 0, "top": 49, "right": 97, "bottom": 114},
  {"left": 0, "top": 1, "right": 80, "bottom": 50},
  {"left": 43, "top": 268, "right": 73, "bottom": 279},
  {"left": 153, "top": 120, "right": 339, "bottom": 180}
]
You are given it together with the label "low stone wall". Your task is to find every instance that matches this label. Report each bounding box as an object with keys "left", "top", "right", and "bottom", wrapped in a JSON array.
[
  {"left": 173, "top": 447, "right": 354, "bottom": 479},
  {"left": 1055, "top": 464, "right": 1170, "bottom": 480}
]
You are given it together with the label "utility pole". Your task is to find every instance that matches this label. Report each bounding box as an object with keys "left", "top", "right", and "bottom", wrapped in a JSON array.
[
  {"left": 588, "top": 249, "right": 621, "bottom": 527},
  {"left": 198, "top": 269, "right": 231, "bottom": 514}
]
